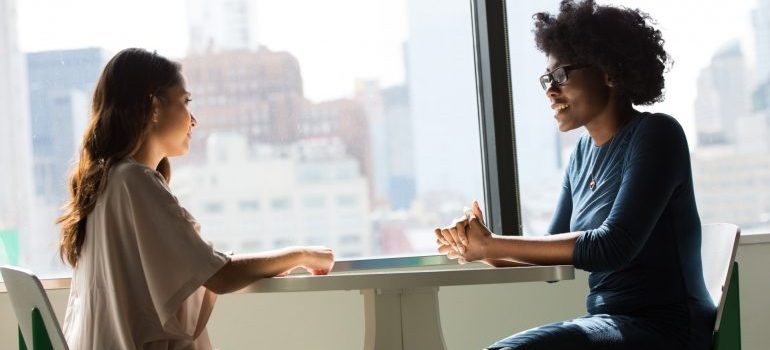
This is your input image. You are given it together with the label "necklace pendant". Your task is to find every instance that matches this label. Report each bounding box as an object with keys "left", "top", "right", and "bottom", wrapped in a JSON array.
[{"left": 589, "top": 179, "right": 596, "bottom": 191}]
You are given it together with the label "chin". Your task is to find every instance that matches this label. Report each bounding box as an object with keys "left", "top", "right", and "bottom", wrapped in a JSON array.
[
  {"left": 168, "top": 148, "right": 189, "bottom": 158},
  {"left": 557, "top": 122, "right": 574, "bottom": 132},
  {"left": 556, "top": 118, "right": 583, "bottom": 132}
]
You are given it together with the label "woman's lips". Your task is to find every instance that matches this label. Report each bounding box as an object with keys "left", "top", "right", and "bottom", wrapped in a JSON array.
[{"left": 551, "top": 103, "right": 569, "bottom": 112}]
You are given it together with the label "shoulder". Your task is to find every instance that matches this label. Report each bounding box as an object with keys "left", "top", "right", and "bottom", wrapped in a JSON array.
[
  {"left": 634, "top": 112, "right": 685, "bottom": 136},
  {"left": 108, "top": 159, "right": 167, "bottom": 191},
  {"left": 624, "top": 112, "right": 691, "bottom": 164},
  {"left": 629, "top": 112, "right": 687, "bottom": 145}
]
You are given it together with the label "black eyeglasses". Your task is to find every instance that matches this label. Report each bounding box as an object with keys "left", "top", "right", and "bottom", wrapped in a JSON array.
[{"left": 539, "top": 64, "right": 590, "bottom": 90}]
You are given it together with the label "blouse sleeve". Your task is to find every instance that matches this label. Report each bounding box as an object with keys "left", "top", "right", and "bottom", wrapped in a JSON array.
[
  {"left": 572, "top": 115, "right": 689, "bottom": 272},
  {"left": 119, "top": 165, "right": 230, "bottom": 329}
]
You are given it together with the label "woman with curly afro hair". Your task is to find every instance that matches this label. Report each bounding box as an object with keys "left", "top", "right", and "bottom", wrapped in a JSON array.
[{"left": 434, "top": 1, "right": 715, "bottom": 349}]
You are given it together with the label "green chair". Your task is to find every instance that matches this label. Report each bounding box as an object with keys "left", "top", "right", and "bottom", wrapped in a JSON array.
[
  {"left": 700, "top": 224, "right": 741, "bottom": 350},
  {"left": 1, "top": 265, "right": 69, "bottom": 350}
]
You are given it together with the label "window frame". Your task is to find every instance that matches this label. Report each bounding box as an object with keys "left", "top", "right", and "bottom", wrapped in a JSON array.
[{"left": 472, "top": 0, "right": 523, "bottom": 236}]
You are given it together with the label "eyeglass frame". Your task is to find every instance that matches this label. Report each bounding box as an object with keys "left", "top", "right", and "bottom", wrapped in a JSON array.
[{"left": 539, "top": 64, "right": 591, "bottom": 90}]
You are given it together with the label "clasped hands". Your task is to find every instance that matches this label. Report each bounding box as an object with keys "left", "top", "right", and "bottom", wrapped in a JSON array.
[{"left": 434, "top": 200, "right": 494, "bottom": 264}]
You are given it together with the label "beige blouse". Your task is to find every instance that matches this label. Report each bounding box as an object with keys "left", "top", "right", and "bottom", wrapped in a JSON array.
[{"left": 63, "top": 158, "right": 230, "bottom": 350}]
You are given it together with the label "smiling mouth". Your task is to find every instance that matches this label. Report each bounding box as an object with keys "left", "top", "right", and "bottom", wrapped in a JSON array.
[{"left": 552, "top": 103, "right": 569, "bottom": 112}]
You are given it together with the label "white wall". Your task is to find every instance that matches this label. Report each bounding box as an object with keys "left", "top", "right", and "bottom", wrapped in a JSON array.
[{"left": 2, "top": 237, "right": 768, "bottom": 350}]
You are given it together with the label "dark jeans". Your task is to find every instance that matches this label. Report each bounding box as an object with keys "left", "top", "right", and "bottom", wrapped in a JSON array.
[{"left": 486, "top": 304, "right": 714, "bottom": 350}]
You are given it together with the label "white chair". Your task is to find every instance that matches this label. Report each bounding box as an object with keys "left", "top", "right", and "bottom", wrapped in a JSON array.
[
  {"left": 700, "top": 223, "right": 741, "bottom": 349},
  {"left": 1, "top": 265, "right": 69, "bottom": 350}
]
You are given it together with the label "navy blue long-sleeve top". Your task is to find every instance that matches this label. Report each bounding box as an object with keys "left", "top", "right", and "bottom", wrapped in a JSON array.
[{"left": 549, "top": 113, "right": 715, "bottom": 323}]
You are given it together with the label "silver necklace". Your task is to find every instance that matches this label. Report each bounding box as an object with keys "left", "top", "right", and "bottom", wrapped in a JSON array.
[{"left": 588, "top": 136, "right": 616, "bottom": 191}]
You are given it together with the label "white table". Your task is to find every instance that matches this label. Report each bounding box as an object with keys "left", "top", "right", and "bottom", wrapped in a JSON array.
[{"left": 238, "top": 261, "right": 574, "bottom": 350}]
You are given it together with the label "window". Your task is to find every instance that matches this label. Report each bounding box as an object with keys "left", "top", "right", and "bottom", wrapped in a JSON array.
[
  {"left": 203, "top": 202, "right": 225, "bottom": 214},
  {"left": 2, "top": 0, "right": 490, "bottom": 279},
  {"left": 336, "top": 195, "right": 359, "bottom": 207},
  {"left": 238, "top": 200, "right": 260, "bottom": 212},
  {"left": 302, "top": 195, "right": 326, "bottom": 209},
  {"left": 7, "top": 0, "right": 762, "bottom": 282},
  {"left": 509, "top": 0, "right": 770, "bottom": 235},
  {"left": 270, "top": 197, "right": 292, "bottom": 211}
]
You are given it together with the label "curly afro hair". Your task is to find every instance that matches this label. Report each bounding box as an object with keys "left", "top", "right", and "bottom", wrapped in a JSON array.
[{"left": 533, "top": 0, "right": 670, "bottom": 105}]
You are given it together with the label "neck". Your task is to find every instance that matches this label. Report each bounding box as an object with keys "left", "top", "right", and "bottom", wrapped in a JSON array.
[
  {"left": 132, "top": 139, "right": 165, "bottom": 170},
  {"left": 585, "top": 100, "right": 636, "bottom": 146}
]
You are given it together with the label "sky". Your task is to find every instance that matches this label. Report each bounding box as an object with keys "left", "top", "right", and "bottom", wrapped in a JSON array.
[{"left": 15, "top": 0, "right": 762, "bottom": 141}]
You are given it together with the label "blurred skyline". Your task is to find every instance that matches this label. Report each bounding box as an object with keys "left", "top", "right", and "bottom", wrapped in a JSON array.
[
  {"left": 15, "top": 0, "right": 763, "bottom": 147},
  {"left": 16, "top": 0, "right": 408, "bottom": 103}
]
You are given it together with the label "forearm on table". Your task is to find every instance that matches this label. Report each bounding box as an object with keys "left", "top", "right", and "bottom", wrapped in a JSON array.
[
  {"left": 233, "top": 248, "right": 307, "bottom": 278},
  {"left": 484, "top": 232, "right": 581, "bottom": 265},
  {"left": 206, "top": 248, "right": 304, "bottom": 294}
]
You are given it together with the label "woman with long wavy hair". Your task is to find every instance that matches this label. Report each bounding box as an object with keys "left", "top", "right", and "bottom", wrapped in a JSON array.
[{"left": 58, "top": 48, "right": 335, "bottom": 350}]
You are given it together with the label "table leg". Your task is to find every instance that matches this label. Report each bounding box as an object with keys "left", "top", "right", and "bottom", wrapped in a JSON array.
[{"left": 362, "top": 287, "right": 447, "bottom": 350}]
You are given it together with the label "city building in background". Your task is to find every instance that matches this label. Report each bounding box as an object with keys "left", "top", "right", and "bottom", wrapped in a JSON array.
[
  {"left": 180, "top": 49, "right": 306, "bottom": 162},
  {"left": 27, "top": 48, "right": 109, "bottom": 205},
  {"left": 0, "top": 0, "right": 35, "bottom": 268},
  {"left": 172, "top": 133, "right": 372, "bottom": 257},
  {"left": 694, "top": 41, "right": 750, "bottom": 147},
  {"left": 752, "top": 0, "right": 770, "bottom": 119},
  {"left": 755, "top": 81, "right": 770, "bottom": 112},
  {"left": 182, "top": 20, "right": 384, "bottom": 256},
  {"left": 302, "top": 97, "right": 373, "bottom": 197},
  {"left": 753, "top": 0, "right": 770, "bottom": 84},
  {"left": 690, "top": 0, "right": 770, "bottom": 233},
  {"left": 355, "top": 79, "right": 389, "bottom": 207},
  {"left": 186, "top": 0, "right": 260, "bottom": 54},
  {"left": 381, "top": 84, "right": 416, "bottom": 210},
  {"left": 693, "top": 149, "right": 770, "bottom": 231}
]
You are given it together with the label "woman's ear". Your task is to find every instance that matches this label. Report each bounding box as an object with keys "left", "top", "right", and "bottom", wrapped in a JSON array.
[
  {"left": 604, "top": 73, "right": 614, "bottom": 88},
  {"left": 150, "top": 95, "right": 160, "bottom": 123}
]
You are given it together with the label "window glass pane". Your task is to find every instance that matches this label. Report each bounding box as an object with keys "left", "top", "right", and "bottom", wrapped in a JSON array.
[
  {"left": 2, "top": 0, "right": 485, "bottom": 278},
  {"left": 270, "top": 197, "right": 292, "bottom": 211},
  {"left": 509, "top": 0, "right": 770, "bottom": 235},
  {"left": 238, "top": 200, "right": 260, "bottom": 212},
  {"left": 302, "top": 195, "right": 325, "bottom": 209},
  {"left": 204, "top": 202, "right": 226, "bottom": 214}
]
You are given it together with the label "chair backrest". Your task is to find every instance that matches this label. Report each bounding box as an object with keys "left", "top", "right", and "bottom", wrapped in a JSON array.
[
  {"left": 700, "top": 223, "right": 740, "bottom": 332},
  {"left": 1, "top": 265, "right": 69, "bottom": 350}
]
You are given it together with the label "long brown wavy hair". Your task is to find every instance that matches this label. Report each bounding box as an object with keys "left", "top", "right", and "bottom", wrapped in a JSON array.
[{"left": 58, "top": 48, "right": 182, "bottom": 267}]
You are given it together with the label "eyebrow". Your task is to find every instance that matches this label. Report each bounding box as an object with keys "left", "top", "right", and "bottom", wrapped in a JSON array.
[{"left": 546, "top": 62, "right": 563, "bottom": 72}]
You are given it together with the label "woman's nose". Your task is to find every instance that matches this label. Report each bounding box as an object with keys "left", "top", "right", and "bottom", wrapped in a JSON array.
[
  {"left": 546, "top": 84, "right": 560, "bottom": 98},
  {"left": 191, "top": 114, "right": 197, "bottom": 127}
]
